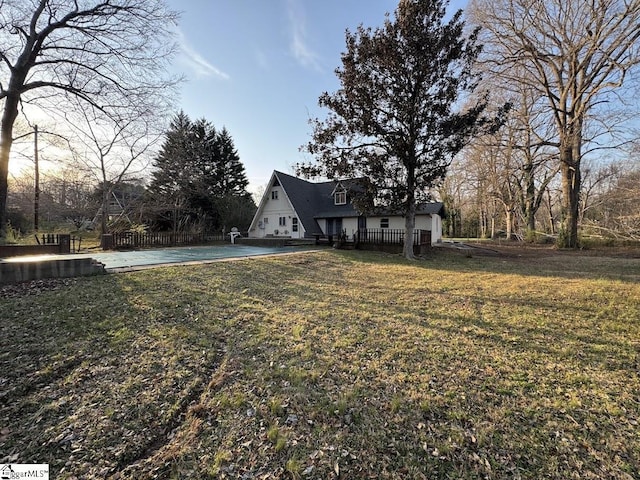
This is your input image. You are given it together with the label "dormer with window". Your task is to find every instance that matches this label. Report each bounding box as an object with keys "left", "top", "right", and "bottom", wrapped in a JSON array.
[
  {"left": 271, "top": 178, "right": 280, "bottom": 200},
  {"left": 332, "top": 182, "right": 347, "bottom": 205}
]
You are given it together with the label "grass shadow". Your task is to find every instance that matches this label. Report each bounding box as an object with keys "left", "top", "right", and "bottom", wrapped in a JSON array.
[{"left": 1, "top": 249, "right": 639, "bottom": 479}]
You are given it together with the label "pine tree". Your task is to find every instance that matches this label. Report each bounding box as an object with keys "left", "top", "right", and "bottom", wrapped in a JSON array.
[
  {"left": 147, "top": 112, "right": 255, "bottom": 232},
  {"left": 216, "top": 127, "right": 250, "bottom": 196},
  {"left": 148, "top": 111, "right": 193, "bottom": 199}
]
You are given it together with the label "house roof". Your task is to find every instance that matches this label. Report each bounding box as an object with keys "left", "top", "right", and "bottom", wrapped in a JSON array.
[
  {"left": 274, "top": 171, "right": 360, "bottom": 234},
  {"left": 264, "top": 170, "right": 444, "bottom": 235},
  {"left": 415, "top": 202, "right": 445, "bottom": 216}
]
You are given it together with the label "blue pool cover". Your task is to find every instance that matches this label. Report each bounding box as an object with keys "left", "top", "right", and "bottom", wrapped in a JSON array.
[{"left": 79, "top": 245, "right": 305, "bottom": 270}]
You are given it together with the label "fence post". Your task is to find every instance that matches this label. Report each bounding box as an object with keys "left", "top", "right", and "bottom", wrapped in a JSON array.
[
  {"left": 101, "top": 234, "right": 114, "bottom": 250},
  {"left": 58, "top": 234, "right": 71, "bottom": 253}
]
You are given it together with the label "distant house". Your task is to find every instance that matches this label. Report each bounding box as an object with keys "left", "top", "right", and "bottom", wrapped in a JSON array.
[{"left": 248, "top": 171, "right": 444, "bottom": 244}]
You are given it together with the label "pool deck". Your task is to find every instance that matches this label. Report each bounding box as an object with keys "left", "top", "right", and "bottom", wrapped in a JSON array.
[{"left": 0, "top": 245, "right": 320, "bottom": 284}]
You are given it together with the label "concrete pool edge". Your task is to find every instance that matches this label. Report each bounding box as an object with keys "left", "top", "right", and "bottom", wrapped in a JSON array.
[{"left": 0, "top": 256, "right": 106, "bottom": 285}]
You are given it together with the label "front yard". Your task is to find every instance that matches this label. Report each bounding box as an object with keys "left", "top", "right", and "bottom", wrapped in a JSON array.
[{"left": 1, "top": 248, "right": 639, "bottom": 479}]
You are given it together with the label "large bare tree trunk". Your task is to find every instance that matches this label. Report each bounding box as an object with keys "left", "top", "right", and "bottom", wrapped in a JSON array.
[
  {"left": 559, "top": 133, "right": 582, "bottom": 247},
  {"left": 0, "top": 90, "right": 20, "bottom": 239},
  {"left": 505, "top": 208, "right": 513, "bottom": 240},
  {"left": 0, "top": 131, "right": 12, "bottom": 240},
  {"left": 403, "top": 200, "right": 416, "bottom": 260},
  {"left": 522, "top": 159, "right": 537, "bottom": 235}
]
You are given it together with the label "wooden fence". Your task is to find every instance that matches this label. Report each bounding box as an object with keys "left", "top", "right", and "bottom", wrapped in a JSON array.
[
  {"left": 36, "top": 233, "right": 63, "bottom": 245},
  {"left": 104, "top": 231, "right": 227, "bottom": 250},
  {"left": 37, "top": 233, "right": 80, "bottom": 252},
  {"left": 1, "top": 233, "right": 78, "bottom": 258},
  {"left": 107, "top": 232, "right": 200, "bottom": 249}
]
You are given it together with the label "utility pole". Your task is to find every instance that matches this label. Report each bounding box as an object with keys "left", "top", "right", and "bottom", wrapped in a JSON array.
[{"left": 34, "top": 125, "right": 40, "bottom": 231}]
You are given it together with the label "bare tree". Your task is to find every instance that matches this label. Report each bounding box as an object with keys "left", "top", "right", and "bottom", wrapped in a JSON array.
[
  {"left": 64, "top": 101, "right": 161, "bottom": 234},
  {"left": 581, "top": 159, "right": 640, "bottom": 240},
  {"left": 0, "top": 0, "right": 179, "bottom": 239},
  {"left": 464, "top": 132, "right": 519, "bottom": 239},
  {"left": 469, "top": 0, "right": 640, "bottom": 247},
  {"left": 503, "top": 78, "right": 559, "bottom": 238},
  {"left": 8, "top": 165, "right": 96, "bottom": 230}
]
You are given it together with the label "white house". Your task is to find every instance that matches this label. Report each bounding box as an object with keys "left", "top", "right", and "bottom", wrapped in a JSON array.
[{"left": 248, "top": 171, "right": 444, "bottom": 245}]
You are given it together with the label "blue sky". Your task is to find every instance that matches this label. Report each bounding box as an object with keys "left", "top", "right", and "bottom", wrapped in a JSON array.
[{"left": 166, "top": 0, "right": 468, "bottom": 195}]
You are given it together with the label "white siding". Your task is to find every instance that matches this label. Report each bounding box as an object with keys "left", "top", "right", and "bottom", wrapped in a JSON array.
[
  {"left": 250, "top": 186, "right": 300, "bottom": 238},
  {"left": 343, "top": 218, "right": 359, "bottom": 240},
  {"left": 368, "top": 215, "right": 406, "bottom": 230},
  {"left": 415, "top": 215, "right": 434, "bottom": 231},
  {"left": 431, "top": 215, "right": 442, "bottom": 243},
  {"left": 367, "top": 214, "right": 441, "bottom": 244}
]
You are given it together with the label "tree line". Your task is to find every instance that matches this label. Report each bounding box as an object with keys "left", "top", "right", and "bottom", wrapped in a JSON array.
[
  {"left": 1, "top": 1, "right": 257, "bottom": 241},
  {"left": 455, "top": 0, "right": 640, "bottom": 245},
  {"left": 6, "top": 112, "right": 256, "bottom": 235},
  {"left": 2, "top": 0, "right": 639, "bottom": 249},
  {"left": 0, "top": 0, "right": 180, "bottom": 240}
]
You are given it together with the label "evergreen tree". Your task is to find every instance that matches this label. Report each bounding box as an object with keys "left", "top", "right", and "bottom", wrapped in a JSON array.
[
  {"left": 214, "top": 127, "right": 254, "bottom": 232},
  {"left": 216, "top": 128, "right": 249, "bottom": 195},
  {"left": 148, "top": 111, "right": 193, "bottom": 199},
  {"left": 186, "top": 118, "right": 219, "bottom": 219},
  {"left": 147, "top": 112, "right": 255, "bottom": 232}
]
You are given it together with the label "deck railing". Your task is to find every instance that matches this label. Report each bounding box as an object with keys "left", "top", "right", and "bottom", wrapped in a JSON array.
[{"left": 356, "top": 228, "right": 431, "bottom": 246}]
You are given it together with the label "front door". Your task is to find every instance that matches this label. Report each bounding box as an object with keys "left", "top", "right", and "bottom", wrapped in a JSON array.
[
  {"left": 358, "top": 216, "right": 367, "bottom": 241},
  {"left": 291, "top": 217, "right": 300, "bottom": 238},
  {"left": 326, "top": 218, "right": 343, "bottom": 236}
]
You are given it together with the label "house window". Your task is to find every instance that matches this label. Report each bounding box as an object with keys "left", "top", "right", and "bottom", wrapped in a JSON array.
[
  {"left": 279, "top": 217, "right": 286, "bottom": 226},
  {"left": 380, "top": 218, "right": 389, "bottom": 229},
  {"left": 271, "top": 190, "right": 278, "bottom": 200},
  {"left": 334, "top": 190, "right": 346, "bottom": 205},
  {"left": 263, "top": 217, "right": 268, "bottom": 224},
  {"left": 292, "top": 218, "right": 298, "bottom": 232}
]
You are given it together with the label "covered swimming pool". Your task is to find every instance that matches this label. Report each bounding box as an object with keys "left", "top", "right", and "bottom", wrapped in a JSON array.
[{"left": 80, "top": 244, "right": 312, "bottom": 271}]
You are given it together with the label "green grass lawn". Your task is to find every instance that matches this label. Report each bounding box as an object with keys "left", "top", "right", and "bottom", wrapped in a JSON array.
[{"left": 1, "top": 249, "right": 639, "bottom": 479}]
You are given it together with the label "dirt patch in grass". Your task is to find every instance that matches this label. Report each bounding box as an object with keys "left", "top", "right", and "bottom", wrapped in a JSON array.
[
  {"left": 455, "top": 239, "right": 640, "bottom": 259},
  {"left": 2, "top": 249, "right": 639, "bottom": 479}
]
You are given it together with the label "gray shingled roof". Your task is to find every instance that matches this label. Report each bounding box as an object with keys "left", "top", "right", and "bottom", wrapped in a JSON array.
[
  {"left": 415, "top": 203, "right": 445, "bottom": 216},
  {"left": 274, "top": 170, "right": 444, "bottom": 236},
  {"left": 275, "top": 171, "right": 360, "bottom": 235}
]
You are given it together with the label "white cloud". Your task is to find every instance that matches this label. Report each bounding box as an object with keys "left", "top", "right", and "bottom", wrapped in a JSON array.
[
  {"left": 286, "top": 0, "right": 322, "bottom": 71},
  {"left": 175, "top": 29, "right": 230, "bottom": 80}
]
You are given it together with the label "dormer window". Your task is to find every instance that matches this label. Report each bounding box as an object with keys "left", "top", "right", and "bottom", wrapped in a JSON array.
[{"left": 334, "top": 189, "right": 346, "bottom": 205}]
